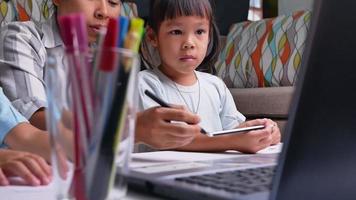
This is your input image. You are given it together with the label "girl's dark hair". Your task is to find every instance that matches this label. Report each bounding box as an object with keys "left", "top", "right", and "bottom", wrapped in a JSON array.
[{"left": 145, "top": 0, "right": 220, "bottom": 74}]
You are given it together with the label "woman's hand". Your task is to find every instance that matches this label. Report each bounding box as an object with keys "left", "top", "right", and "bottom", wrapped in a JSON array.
[
  {"left": 0, "top": 149, "right": 52, "bottom": 186},
  {"left": 135, "top": 105, "right": 201, "bottom": 150}
]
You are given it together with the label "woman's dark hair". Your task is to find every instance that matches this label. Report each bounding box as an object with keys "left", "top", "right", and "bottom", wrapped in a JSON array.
[{"left": 145, "top": 0, "right": 220, "bottom": 74}]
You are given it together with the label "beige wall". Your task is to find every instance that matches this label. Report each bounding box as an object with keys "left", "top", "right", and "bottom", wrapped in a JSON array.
[{"left": 279, "top": 0, "right": 314, "bottom": 15}]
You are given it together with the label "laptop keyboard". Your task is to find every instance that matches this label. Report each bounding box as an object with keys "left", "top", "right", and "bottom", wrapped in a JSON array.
[{"left": 175, "top": 166, "right": 276, "bottom": 195}]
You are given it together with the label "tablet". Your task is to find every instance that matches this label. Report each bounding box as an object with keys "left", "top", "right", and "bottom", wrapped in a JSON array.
[{"left": 207, "top": 125, "right": 265, "bottom": 137}]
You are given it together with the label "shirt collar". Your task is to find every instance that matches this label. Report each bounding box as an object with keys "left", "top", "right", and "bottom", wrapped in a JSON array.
[{"left": 41, "top": 15, "right": 63, "bottom": 49}]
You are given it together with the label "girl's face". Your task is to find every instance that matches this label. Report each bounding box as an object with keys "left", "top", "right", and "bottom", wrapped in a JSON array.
[
  {"left": 53, "top": 0, "right": 121, "bottom": 43},
  {"left": 150, "top": 15, "right": 210, "bottom": 84}
]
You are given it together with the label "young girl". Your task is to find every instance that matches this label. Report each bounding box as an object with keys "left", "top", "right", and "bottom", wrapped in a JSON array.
[{"left": 138, "top": 0, "right": 281, "bottom": 153}]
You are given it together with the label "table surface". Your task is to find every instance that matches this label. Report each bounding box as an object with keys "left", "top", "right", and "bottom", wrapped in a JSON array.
[{"left": 0, "top": 144, "right": 282, "bottom": 200}]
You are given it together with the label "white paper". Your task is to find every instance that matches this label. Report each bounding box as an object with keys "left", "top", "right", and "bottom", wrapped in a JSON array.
[
  {"left": 257, "top": 143, "right": 283, "bottom": 154},
  {"left": 130, "top": 143, "right": 283, "bottom": 169},
  {"left": 130, "top": 151, "right": 249, "bottom": 169},
  {"left": 0, "top": 181, "right": 56, "bottom": 200}
]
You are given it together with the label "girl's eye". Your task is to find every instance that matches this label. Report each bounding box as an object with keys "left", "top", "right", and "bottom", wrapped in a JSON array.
[
  {"left": 196, "top": 29, "right": 207, "bottom": 35},
  {"left": 169, "top": 30, "right": 182, "bottom": 35}
]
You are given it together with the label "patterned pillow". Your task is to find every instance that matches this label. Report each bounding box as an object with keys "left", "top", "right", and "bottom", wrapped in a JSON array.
[
  {"left": 216, "top": 10, "right": 311, "bottom": 88},
  {"left": 121, "top": 2, "right": 138, "bottom": 18},
  {"left": 0, "top": 1, "right": 137, "bottom": 26},
  {"left": 0, "top": 0, "right": 54, "bottom": 25}
]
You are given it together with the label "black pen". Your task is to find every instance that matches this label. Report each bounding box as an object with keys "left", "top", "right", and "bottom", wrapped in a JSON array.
[{"left": 144, "top": 90, "right": 208, "bottom": 135}]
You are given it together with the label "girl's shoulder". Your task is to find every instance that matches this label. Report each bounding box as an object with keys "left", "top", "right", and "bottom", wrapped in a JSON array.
[
  {"left": 196, "top": 71, "right": 226, "bottom": 87},
  {"left": 138, "top": 68, "right": 173, "bottom": 84},
  {"left": 138, "top": 68, "right": 169, "bottom": 95},
  {"left": 138, "top": 68, "right": 159, "bottom": 80},
  {"left": 138, "top": 68, "right": 164, "bottom": 86}
]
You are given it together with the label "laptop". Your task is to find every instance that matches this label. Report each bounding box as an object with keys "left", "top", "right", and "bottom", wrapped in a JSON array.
[{"left": 124, "top": 0, "right": 356, "bottom": 199}]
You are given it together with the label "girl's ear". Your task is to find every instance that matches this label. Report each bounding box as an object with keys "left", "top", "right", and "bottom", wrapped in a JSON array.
[{"left": 146, "top": 26, "right": 158, "bottom": 48}]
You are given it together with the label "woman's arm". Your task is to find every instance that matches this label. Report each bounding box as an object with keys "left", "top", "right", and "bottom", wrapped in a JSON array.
[{"left": 0, "top": 22, "right": 48, "bottom": 125}]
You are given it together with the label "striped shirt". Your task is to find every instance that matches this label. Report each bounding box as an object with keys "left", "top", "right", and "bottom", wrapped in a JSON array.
[{"left": 0, "top": 16, "right": 66, "bottom": 119}]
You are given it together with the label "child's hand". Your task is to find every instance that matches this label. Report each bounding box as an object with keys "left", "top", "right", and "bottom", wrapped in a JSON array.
[
  {"left": 228, "top": 118, "right": 281, "bottom": 153},
  {"left": 135, "top": 106, "right": 201, "bottom": 150},
  {"left": 257, "top": 118, "right": 281, "bottom": 145},
  {"left": 0, "top": 149, "right": 52, "bottom": 186}
]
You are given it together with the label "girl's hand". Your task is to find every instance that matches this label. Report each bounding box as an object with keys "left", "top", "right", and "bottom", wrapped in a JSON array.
[
  {"left": 268, "top": 121, "right": 281, "bottom": 145},
  {"left": 257, "top": 118, "right": 281, "bottom": 145},
  {"left": 0, "top": 149, "right": 52, "bottom": 186},
  {"left": 135, "top": 105, "right": 201, "bottom": 150},
  {"left": 228, "top": 118, "right": 281, "bottom": 153}
]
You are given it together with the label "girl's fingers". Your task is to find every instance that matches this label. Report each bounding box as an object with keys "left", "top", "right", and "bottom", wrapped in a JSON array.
[
  {"left": 167, "top": 104, "right": 186, "bottom": 110},
  {"left": 258, "top": 127, "right": 274, "bottom": 147},
  {"left": 158, "top": 107, "right": 200, "bottom": 124},
  {"left": 241, "top": 119, "right": 268, "bottom": 127},
  {"left": 271, "top": 128, "right": 281, "bottom": 144},
  {"left": 259, "top": 134, "right": 273, "bottom": 146},
  {"left": 151, "top": 123, "right": 198, "bottom": 149},
  {"left": 160, "top": 122, "right": 200, "bottom": 139},
  {"left": 248, "top": 129, "right": 271, "bottom": 140}
]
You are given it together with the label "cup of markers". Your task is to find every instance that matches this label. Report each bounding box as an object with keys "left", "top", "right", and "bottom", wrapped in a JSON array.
[{"left": 45, "top": 13, "right": 144, "bottom": 200}]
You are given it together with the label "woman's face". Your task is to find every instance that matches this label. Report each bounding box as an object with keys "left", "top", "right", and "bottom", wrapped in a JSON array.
[{"left": 53, "top": 0, "right": 121, "bottom": 42}]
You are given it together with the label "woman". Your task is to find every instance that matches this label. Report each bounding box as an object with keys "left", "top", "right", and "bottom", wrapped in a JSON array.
[{"left": 0, "top": 0, "right": 200, "bottom": 155}]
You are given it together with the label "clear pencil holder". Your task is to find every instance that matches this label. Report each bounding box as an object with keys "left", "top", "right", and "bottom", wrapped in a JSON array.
[
  {"left": 45, "top": 47, "right": 139, "bottom": 200},
  {"left": 45, "top": 49, "right": 76, "bottom": 200},
  {"left": 111, "top": 48, "right": 139, "bottom": 199},
  {"left": 90, "top": 47, "right": 139, "bottom": 200}
]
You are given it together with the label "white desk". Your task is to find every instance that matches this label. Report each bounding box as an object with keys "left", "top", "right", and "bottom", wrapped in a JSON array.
[
  {"left": 0, "top": 144, "right": 282, "bottom": 200},
  {"left": 0, "top": 182, "right": 165, "bottom": 200}
]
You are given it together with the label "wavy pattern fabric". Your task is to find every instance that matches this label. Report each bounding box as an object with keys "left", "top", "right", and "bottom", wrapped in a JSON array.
[
  {"left": 0, "top": 0, "right": 137, "bottom": 26},
  {"left": 0, "top": 0, "right": 54, "bottom": 26},
  {"left": 216, "top": 10, "right": 311, "bottom": 88},
  {"left": 121, "top": 2, "right": 138, "bottom": 18}
]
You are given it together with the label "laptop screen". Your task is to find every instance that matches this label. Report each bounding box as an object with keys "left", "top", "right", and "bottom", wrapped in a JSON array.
[
  {"left": 126, "top": 1, "right": 356, "bottom": 200},
  {"left": 271, "top": 0, "right": 356, "bottom": 199}
]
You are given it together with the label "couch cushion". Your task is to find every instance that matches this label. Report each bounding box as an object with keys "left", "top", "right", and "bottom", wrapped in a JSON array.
[
  {"left": 0, "top": 1, "right": 137, "bottom": 26},
  {"left": 230, "top": 86, "right": 294, "bottom": 118},
  {"left": 0, "top": 0, "right": 54, "bottom": 25},
  {"left": 121, "top": 2, "right": 138, "bottom": 18},
  {"left": 216, "top": 10, "right": 311, "bottom": 88}
]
